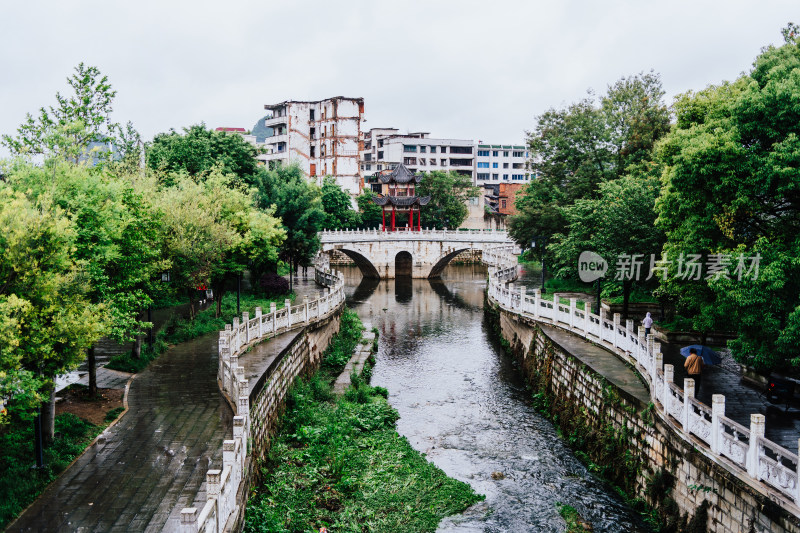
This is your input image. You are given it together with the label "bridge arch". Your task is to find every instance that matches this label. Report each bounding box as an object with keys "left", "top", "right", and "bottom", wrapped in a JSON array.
[
  {"left": 336, "top": 249, "right": 381, "bottom": 279},
  {"left": 428, "top": 248, "right": 470, "bottom": 278},
  {"left": 395, "top": 251, "right": 413, "bottom": 277}
]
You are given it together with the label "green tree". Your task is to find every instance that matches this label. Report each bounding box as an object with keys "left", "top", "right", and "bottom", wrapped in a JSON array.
[
  {"left": 252, "top": 165, "right": 326, "bottom": 276},
  {"left": 321, "top": 176, "right": 361, "bottom": 229},
  {"left": 0, "top": 186, "right": 106, "bottom": 439},
  {"left": 416, "top": 171, "right": 478, "bottom": 229},
  {"left": 356, "top": 189, "right": 384, "bottom": 229},
  {"left": 549, "top": 172, "right": 664, "bottom": 318},
  {"left": 508, "top": 72, "right": 669, "bottom": 255},
  {"left": 147, "top": 124, "right": 258, "bottom": 185},
  {"left": 655, "top": 27, "right": 800, "bottom": 371},
  {"left": 1, "top": 63, "right": 136, "bottom": 163}
]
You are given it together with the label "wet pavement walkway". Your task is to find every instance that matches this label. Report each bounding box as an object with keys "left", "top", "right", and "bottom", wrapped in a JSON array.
[{"left": 8, "top": 291, "right": 308, "bottom": 532}]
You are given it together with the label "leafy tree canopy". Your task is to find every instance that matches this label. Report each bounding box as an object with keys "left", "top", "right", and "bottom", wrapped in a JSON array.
[
  {"left": 416, "top": 171, "right": 478, "bottom": 229},
  {"left": 147, "top": 124, "right": 258, "bottom": 185},
  {"left": 321, "top": 176, "right": 361, "bottom": 230},
  {"left": 356, "top": 189, "right": 384, "bottom": 230}
]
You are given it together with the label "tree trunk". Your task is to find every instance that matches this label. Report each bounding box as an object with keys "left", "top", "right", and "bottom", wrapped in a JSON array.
[
  {"left": 42, "top": 388, "right": 56, "bottom": 447},
  {"left": 88, "top": 346, "right": 97, "bottom": 396},
  {"left": 622, "top": 284, "right": 630, "bottom": 320},
  {"left": 132, "top": 335, "right": 142, "bottom": 360}
]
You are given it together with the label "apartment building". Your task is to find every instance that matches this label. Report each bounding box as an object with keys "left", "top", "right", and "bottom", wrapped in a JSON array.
[
  {"left": 361, "top": 129, "right": 475, "bottom": 192},
  {"left": 258, "top": 97, "right": 364, "bottom": 195},
  {"left": 475, "top": 144, "right": 531, "bottom": 186}
]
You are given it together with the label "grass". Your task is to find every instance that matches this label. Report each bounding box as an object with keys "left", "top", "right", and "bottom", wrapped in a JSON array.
[
  {"left": 243, "top": 307, "right": 483, "bottom": 532},
  {"left": 0, "top": 413, "right": 108, "bottom": 529},
  {"left": 556, "top": 503, "right": 592, "bottom": 532},
  {"left": 106, "top": 290, "right": 293, "bottom": 373},
  {"left": 243, "top": 376, "right": 483, "bottom": 533}
]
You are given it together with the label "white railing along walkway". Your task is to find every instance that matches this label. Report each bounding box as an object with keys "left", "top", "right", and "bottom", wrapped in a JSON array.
[
  {"left": 179, "top": 267, "right": 345, "bottom": 533},
  {"left": 320, "top": 228, "right": 514, "bottom": 243},
  {"left": 483, "top": 248, "right": 800, "bottom": 508}
]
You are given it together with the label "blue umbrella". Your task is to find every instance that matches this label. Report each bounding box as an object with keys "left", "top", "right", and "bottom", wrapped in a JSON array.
[{"left": 680, "top": 345, "right": 722, "bottom": 365}]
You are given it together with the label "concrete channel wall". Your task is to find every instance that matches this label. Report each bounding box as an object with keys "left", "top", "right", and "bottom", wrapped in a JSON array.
[
  {"left": 179, "top": 267, "right": 346, "bottom": 533},
  {"left": 483, "top": 248, "right": 800, "bottom": 532}
]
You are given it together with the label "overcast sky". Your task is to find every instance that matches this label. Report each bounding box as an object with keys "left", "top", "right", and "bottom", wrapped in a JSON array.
[{"left": 1, "top": 0, "right": 796, "bottom": 153}]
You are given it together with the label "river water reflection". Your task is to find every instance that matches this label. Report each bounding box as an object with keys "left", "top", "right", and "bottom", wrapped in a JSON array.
[{"left": 340, "top": 264, "right": 648, "bottom": 532}]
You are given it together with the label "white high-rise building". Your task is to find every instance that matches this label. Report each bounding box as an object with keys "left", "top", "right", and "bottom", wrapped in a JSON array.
[
  {"left": 258, "top": 97, "right": 365, "bottom": 195},
  {"left": 474, "top": 143, "right": 531, "bottom": 186},
  {"left": 360, "top": 129, "right": 475, "bottom": 192}
]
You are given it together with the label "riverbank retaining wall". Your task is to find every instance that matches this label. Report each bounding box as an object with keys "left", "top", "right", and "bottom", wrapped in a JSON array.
[{"left": 494, "top": 305, "right": 800, "bottom": 533}]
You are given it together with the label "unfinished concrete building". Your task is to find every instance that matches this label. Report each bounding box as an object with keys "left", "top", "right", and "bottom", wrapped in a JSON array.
[{"left": 258, "top": 97, "right": 364, "bottom": 195}]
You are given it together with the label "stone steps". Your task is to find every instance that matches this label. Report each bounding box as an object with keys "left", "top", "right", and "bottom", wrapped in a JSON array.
[{"left": 333, "top": 331, "right": 376, "bottom": 394}]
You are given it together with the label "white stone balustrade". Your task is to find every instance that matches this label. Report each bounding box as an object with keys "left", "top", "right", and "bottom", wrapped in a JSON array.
[
  {"left": 483, "top": 245, "right": 800, "bottom": 507},
  {"left": 180, "top": 266, "right": 345, "bottom": 533}
]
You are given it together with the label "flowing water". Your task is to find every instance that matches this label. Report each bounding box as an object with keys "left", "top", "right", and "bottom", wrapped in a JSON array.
[{"left": 341, "top": 264, "right": 649, "bottom": 532}]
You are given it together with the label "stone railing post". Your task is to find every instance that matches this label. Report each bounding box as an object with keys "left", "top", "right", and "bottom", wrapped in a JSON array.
[
  {"left": 270, "top": 302, "right": 277, "bottom": 334},
  {"left": 518, "top": 285, "right": 526, "bottom": 313},
  {"left": 223, "top": 439, "right": 235, "bottom": 471},
  {"left": 683, "top": 378, "right": 695, "bottom": 432},
  {"left": 533, "top": 289, "right": 541, "bottom": 318},
  {"left": 584, "top": 301, "right": 591, "bottom": 334},
  {"left": 180, "top": 508, "right": 198, "bottom": 533},
  {"left": 625, "top": 319, "right": 634, "bottom": 352},
  {"left": 242, "top": 312, "right": 250, "bottom": 344},
  {"left": 229, "top": 355, "right": 239, "bottom": 395},
  {"left": 637, "top": 326, "right": 646, "bottom": 365},
  {"left": 569, "top": 298, "right": 577, "bottom": 329},
  {"left": 284, "top": 299, "right": 292, "bottom": 328},
  {"left": 255, "top": 307, "right": 263, "bottom": 338},
  {"left": 652, "top": 352, "right": 663, "bottom": 402},
  {"left": 233, "top": 415, "right": 245, "bottom": 444},
  {"left": 748, "top": 414, "right": 765, "bottom": 478},
  {"left": 232, "top": 317, "right": 240, "bottom": 353},
  {"left": 613, "top": 313, "right": 621, "bottom": 349},
  {"left": 664, "top": 364, "right": 674, "bottom": 413},
  {"left": 303, "top": 295, "right": 309, "bottom": 323},
  {"left": 711, "top": 395, "right": 725, "bottom": 455},
  {"left": 206, "top": 469, "right": 221, "bottom": 530},
  {"left": 796, "top": 438, "right": 800, "bottom": 504}
]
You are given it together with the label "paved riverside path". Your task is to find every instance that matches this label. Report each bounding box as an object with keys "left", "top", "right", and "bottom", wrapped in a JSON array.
[
  {"left": 8, "top": 323, "right": 303, "bottom": 532},
  {"left": 539, "top": 324, "right": 650, "bottom": 405}
]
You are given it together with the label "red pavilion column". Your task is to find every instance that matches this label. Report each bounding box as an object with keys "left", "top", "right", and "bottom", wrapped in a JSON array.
[
  {"left": 408, "top": 209, "right": 413, "bottom": 231},
  {"left": 417, "top": 208, "right": 421, "bottom": 231},
  {"left": 382, "top": 207, "right": 385, "bottom": 231},
  {"left": 391, "top": 207, "right": 396, "bottom": 231}
]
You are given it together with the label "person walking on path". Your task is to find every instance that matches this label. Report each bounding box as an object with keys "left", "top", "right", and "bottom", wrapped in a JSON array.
[
  {"left": 684, "top": 347, "right": 704, "bottom": 393},
  {"left": 643, "top": 312, "right": 653, "bottom": 337}
]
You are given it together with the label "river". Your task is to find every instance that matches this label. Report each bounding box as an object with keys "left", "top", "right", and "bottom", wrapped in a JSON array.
[{"left": 339, "top": 264, "right": 649, "bottom": 532}]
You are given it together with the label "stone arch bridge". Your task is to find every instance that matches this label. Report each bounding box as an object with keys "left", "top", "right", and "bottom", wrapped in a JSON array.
[{"left": 319, "top": 229, "right": 516, "bottom": 279}]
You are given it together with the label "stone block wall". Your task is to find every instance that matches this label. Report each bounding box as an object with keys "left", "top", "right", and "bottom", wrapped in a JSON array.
[
  {"left": 497, "top": 307, "right": 800, "bottom": 533},
  {"left": 248, "top": 314, "right": 340, "bottom": 459}
]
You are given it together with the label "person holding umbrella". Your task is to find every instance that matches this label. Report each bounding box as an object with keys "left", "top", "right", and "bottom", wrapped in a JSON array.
[{"left": 684, "top": 347, "right": 705, "bottom": 393}]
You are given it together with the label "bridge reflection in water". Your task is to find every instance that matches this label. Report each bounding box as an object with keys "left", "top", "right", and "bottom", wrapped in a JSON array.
[{"left": 339, "top": 264, "right": 648, "bottom": 532}]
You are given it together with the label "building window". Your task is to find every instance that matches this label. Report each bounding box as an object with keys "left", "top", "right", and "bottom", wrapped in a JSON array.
[
  {"left": 366, "top": 164, "right": 372, "bottom": 171},
  {"left": 404, "top": 157, "right": 417, "bottom": 165},
  {"left": 513, "top": 151, "right": 524, "bottom": 157},
  {"left": 310, "top": 127, "right": 316, "bottom": 139},
  {"left": 501, "top": 199, "right": 507, "bottom": 209},
  {"left": 419, "top": 158, "right": 426, "bottom": 166},
  {"left": 361, "top": 164, "right": 365, "bottom": 170},
  {"left": 378, "top": 164, "right": 383, "bottom": 170},
  {"left": 403, "top": 145, "right": 417, "bottom": 153},
  {"left": 503, "top": 163, "right": 509, "bottom": 169},
  {"left": 430, "top": 159, "right": 436, "bottom": 166},
  {"left": 378, "top": 151, "right": 383, "bottom": 159},
  {"left": 477, "top": 162, "right": 490, "bottom": 168},
  {"left": 310, "top": 146, "right": 316, "bottom": 158},
  {"left": 440, "top": 146, "right": 447, "bottom": 153},
  {"left": 331, "top": 124, "right": 335, "bottom": 136},
  {"left": 492, "top": 162, "right": 498, "bottom": 169},
  {"left": 430, "top": 146, "right": 436, "bottom": 153},
  {"left": 420, "top": 146, "right": 427, "bottom": 153},
  {"left": 364, "top": 153, "right": 372, "bottom": 161},
  {"left": 503, "top": 174, "right": 509, "bottom": 180},
  {"left": 492, "top": 150, "right": 498, "bottom": 157},
  {"left": 503, "top": 151, "right": 509, "bottom": 157},
  {"left": 478, "top": 150, "right": 490, "bottom": 157},
  {"left": 310, "top": 109, "right": 315, "bottom": 121},
  {"left": 450, "top": 146, "right": 473, "bottom": 154},
  {"left": 477, "top": 173, "right": 490, "bottom": 180},
  {"left": 513, "top": 163, "right": 524, "bottom": 169},
  {"left": 492, "top": 173, "right": 499, "bottom": 180}
]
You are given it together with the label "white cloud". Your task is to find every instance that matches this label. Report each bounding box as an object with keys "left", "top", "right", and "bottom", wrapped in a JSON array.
[{"left": 0, "top": 0, "right": 796, "bottom": 153}]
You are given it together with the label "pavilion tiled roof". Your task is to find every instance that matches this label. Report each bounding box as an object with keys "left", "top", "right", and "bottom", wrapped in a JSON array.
[{"left": 377, "top": 164, "right": 421, "bottom": 184}]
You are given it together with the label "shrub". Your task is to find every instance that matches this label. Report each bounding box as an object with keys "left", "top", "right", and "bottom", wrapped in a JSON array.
[{"left": 258, "top": 272, "right": 289, "bottom": 297}]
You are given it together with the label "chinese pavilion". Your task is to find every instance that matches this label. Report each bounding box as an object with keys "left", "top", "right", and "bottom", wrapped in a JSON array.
[{"left": 371, "top": 164, "right": 430, "bottom": 231}]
